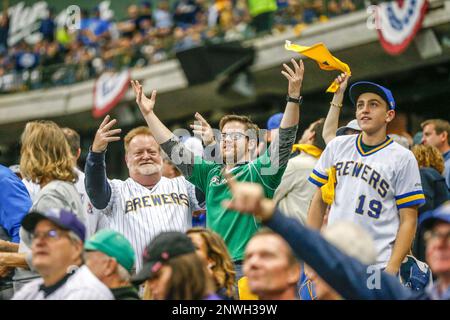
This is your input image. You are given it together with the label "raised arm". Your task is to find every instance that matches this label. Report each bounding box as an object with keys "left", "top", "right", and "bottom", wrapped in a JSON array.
[
  {"left": 131, "top": 80, "right": 174, "bottom": 144},
  {"left": 190, "top": 112, "right": 219, "bottom": 162},
  {"left": 131, "top": 80, "right": 196, "bottom": 177},
  {"left": 322, "top": 73, "right": 350, "bottom": 144},
  {"left": 269, "top": 59, "right": 303, "bottom": 167},
  {"left": 85, "top": 115, "right": 121, "bottom": 209},
  {"left": 280, "top": 59, "right": 303, "bottom": 129}
]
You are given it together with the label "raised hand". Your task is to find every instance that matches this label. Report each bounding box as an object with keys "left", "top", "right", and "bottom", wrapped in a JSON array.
[
  {"left": 221, "top": 171, "right": 275, "bottom": 222},
  {"left": 282, "top": 59, "right": 304, "bottom": 98},
  {"left": 131, "top": 80, "right": 157, "bottom": 117},
  {"left": 334, "top": 73, "right": 350, "bottom": 96},
  {"left": 92, "top": 115, "right": 122, "bottom": 153},
  {"left": 190, "top": 112, "right": 215, "bottom": 146}
]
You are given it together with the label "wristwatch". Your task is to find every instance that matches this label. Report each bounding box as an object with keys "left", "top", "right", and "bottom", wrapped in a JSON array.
[{"left": 286, "top": 95, "right": 303, "bottom": 105}]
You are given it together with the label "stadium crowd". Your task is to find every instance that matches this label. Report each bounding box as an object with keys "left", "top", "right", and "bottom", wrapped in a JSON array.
[
  {"left": 0, "top": 54, "right": 449, "bottom": 300},
  {"left": 0, "top": 0, "right": 363, "bottom": 93}
]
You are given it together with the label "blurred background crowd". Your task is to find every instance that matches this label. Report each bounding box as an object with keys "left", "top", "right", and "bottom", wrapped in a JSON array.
[{"left": 0, "top": 0, "right": 364, "bottom": 93}]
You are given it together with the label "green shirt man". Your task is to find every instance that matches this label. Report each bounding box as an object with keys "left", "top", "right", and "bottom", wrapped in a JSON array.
[{"left": 161, "top": 125, "right": 297, "bottom": 261}]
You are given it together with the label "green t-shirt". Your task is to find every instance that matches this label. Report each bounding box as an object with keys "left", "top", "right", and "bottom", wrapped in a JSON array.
[{"left": 188, "top": 151, "right": 286, "bottom": 261}]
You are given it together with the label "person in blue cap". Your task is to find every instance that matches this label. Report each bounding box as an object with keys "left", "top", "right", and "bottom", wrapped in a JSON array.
[
  {"left": 12, "top": 209, "right": 113, "bottom": 300},
  {"left": 266, "top": 112, "right": 284, "bottom": 144},
  {"left": 307, "top": 81, "right": 425, "bottom": 280}
]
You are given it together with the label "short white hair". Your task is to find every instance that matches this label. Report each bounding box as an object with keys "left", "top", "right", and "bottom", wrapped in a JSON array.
[{"left": 323, "top": 222, "right": 377, "bottom": 265}]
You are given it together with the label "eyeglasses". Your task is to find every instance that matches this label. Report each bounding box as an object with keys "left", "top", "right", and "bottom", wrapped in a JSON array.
[
  {"left": 31, "top": 229, "right": 67, "bottom": 242},
  {"left": 424, "top": 230, "right": 450, "bottom": 245},
  {"left": 221, "top": 132, "right": 247, "bottom": 140}
]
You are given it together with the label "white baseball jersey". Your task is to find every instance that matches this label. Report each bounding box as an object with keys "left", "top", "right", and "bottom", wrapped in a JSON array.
[
  {"left": 309, "top": 134, "right": 425, "bottom": 268},
  {"left": 12, "top": 265, "right": 113, "bottom": 300},
  {"left": 22, "top": 168, "right": 100, "bottom": 238},
  {"left": 94, "top": 176, "right": 201, "bottom": 271}
]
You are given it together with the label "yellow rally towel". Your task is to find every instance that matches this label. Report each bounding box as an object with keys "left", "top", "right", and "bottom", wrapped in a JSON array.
[
  {"left": 292, "top": 144, "right": 323, "bottom": 159},
  {"left": 238, "top": 276, "right": 259, "bottom": 300},
  {"left": 284, "top": 41, "right": 351, "bottom": 93},
  {"left": 321, "top": 166, "right": 336, "bottom": 205}
]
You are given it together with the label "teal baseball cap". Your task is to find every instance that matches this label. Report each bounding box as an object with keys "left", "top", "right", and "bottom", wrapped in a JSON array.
[{"left": 85, "top": 230, "right": 135, "bottom": 272}]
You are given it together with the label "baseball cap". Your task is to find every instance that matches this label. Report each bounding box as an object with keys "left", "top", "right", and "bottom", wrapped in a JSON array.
[
  {"left": 22, "top": 208, "right": 86, "bottom": 242},
  {"left": 349, "top": 81, "right": 396, "bottom": 110},
  {"left": 419, "top": 201, "right": 450, "bottom": 231},
  {"left": 399, "top": 255, "right": 432, "bottom": 291},
  {"left": 131, "top": 231, "right": 195, "bottom": 285},
  {"left": 267, "top": 113, "right": 283, "bottom": 130},
  {"left": 85, "top": 230, "right": 135, "bottom": 272},
  {"left": 336, "top": 119, "right": 361, "bottom": 136}
]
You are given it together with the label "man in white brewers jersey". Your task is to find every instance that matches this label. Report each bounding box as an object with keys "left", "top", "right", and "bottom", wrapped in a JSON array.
[
  {"left": 85, "top": 117, "right": 201, "bottom": 272},
  {"left": 307, "top": 80, "right": 425, "bottom": 274}
]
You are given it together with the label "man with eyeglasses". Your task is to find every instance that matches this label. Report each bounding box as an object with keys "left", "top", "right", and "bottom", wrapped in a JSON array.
[
  {"left": 12, "top": 208, "right": 113, "bottom": 300},
  {"left": 131, "top": 59, "right": 303, "bottom": 281}
]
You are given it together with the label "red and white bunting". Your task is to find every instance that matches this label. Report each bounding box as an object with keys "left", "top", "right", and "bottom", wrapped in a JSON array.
[
  {"left": 93, "top": 70, "right": 130, "bottom": 118},
  {"left": 377, "top": 0, "right": 428, "bottom": 55}
]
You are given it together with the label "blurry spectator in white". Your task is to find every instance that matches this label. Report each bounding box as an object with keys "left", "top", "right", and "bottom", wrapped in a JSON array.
[{"left": 154, "top": 0, "right": 174, "bottom": 32}]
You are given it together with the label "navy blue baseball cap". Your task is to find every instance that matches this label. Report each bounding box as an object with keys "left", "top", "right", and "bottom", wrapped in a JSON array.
[
  {"left": 349, "top": 81, "right": 396, "bottom": 110},
  {"left": 419, "top": 201, "right": 450, "bottom": 231},
  {"left": 22, "top": 208, "right": 86, "bottom": 242},
  {"left": 267, "top": 113, "right": 283, "bottom": 130}
]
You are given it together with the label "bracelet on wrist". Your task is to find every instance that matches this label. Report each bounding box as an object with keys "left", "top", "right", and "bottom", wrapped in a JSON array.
[{"left": 330, "top": 102, "right": 343, "bottom": 108}]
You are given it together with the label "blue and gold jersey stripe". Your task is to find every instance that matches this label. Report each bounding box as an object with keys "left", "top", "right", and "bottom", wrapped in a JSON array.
[
  {"left": 308, "top": 169, "right": 328, "bottom": 187},
  {"left": 355, "top": 134, "right": 394, "bottom": 157},
  {"left": 395, "top": 190, "right": 426, "bottom": 209}
]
